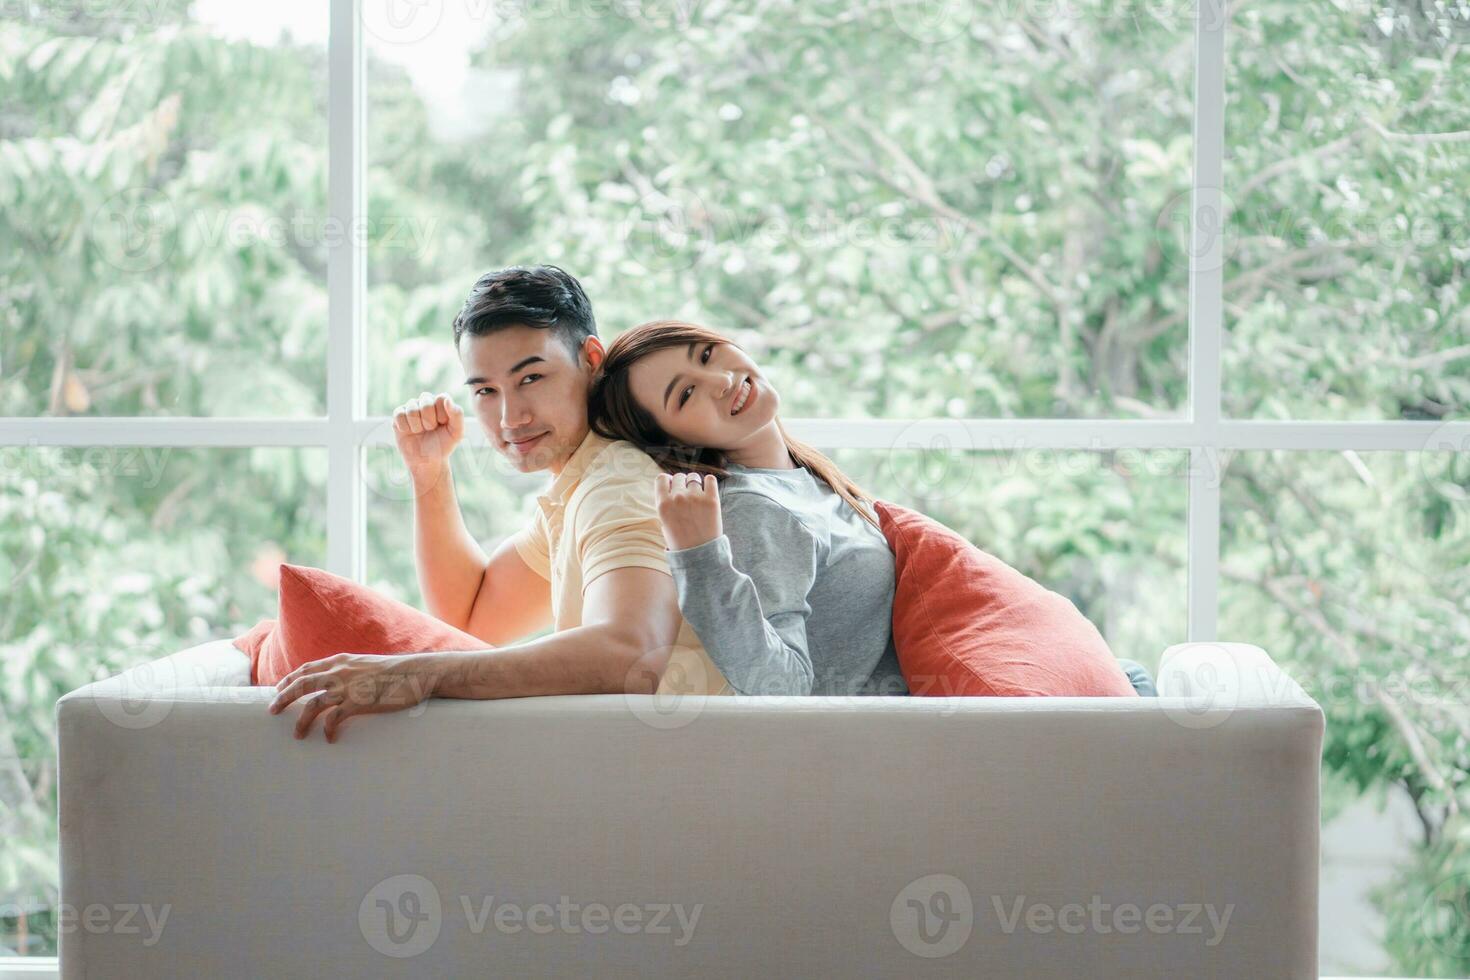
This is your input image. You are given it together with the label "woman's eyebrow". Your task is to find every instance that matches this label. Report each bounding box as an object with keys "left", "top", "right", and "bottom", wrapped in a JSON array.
[{"left": 662, "top": 342, "right": 698, "bottom": 409}]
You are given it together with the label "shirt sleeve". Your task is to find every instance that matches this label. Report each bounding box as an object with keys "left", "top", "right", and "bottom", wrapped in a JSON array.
[
  {"left": 574, "top": 468, "right": 672, "bottom": 591},
  {"left": 513, "top": 510, "right": 552, "bottom": 582},
  {"left": 663, "top": 492, "right": 820, "bottom": 696}
]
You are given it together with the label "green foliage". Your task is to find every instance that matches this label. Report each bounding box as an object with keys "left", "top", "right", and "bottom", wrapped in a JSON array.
[
  {"left": 1221, "top": 448, "right": 1470, "bottom": 975},
  {"left": 1377, "top": 833, "right": 1470, "bottom": 977},
  {"left": 1224, "top": 0, "right": 1470, "bottom": 420}
]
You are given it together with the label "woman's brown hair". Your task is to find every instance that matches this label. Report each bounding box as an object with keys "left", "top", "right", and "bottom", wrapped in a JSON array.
[{"left": 587, "top": 319, "right": 881, "bottom": 532}]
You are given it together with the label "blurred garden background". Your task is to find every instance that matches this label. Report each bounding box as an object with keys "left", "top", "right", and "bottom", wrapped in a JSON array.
[{"left": 2, "top": 0, "right": 1468, "bottom": 971}]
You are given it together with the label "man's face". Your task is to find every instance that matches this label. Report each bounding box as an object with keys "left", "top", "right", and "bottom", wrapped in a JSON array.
[{"left": 458, "top": 325, "right": 603, "bottom": 475}]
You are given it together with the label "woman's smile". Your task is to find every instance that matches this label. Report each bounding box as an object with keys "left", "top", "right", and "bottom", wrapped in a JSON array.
[{"left": 729, "top": 378, "right": 754, "bottom": 416}]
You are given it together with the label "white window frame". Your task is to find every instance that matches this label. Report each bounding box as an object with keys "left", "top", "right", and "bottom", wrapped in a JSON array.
[{"left": 4, "top": 0, "right": 1466, "bottom": 636}]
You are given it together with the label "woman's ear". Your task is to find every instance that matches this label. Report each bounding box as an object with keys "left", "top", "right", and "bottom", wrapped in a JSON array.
[{"left": 582, "top": 335, "right": 606, "bottom": 372}]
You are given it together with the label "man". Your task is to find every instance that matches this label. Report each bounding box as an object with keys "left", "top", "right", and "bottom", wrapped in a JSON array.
[{"left": 269, "top": 266, "right": 729, "bottom": 742}]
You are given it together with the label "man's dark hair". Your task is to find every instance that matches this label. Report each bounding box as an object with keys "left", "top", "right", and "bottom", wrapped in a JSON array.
[{"left": 451, "top": 265, "right": 597, "bottom": 358}]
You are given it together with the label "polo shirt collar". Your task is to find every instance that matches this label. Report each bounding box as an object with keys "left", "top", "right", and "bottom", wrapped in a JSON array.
[{"left": 537, "top": 429, "right": 614, "bottom": 514}]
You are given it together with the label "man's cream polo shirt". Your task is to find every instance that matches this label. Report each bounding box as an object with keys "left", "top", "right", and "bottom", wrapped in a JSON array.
[{"left": 514, "top": 430, "right": 732, "bottom": 697}]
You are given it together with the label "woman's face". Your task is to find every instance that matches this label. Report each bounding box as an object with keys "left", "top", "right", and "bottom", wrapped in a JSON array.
[{"left": 626, "top": 340, "right": 780, "bottom": 452}]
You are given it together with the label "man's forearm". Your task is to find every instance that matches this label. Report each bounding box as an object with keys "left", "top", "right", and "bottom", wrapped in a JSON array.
[
  {"left": 425, "top": 625, "right": 663, "bottom": 700},
  {"left": 412, "top": 461, "right": 488, "bottom": 629}
]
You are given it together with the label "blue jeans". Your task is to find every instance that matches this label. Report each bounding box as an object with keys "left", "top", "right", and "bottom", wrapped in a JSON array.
[{"left": 1117, "top": 659, "right": 1158, "bottom": 697}]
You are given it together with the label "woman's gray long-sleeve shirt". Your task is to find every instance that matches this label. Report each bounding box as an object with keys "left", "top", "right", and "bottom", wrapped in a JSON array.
[{"left": 663, "top": 463, "right": 909, "bottom": 697}]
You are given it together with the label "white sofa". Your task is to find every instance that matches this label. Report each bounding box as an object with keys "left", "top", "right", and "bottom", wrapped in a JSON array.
[{"left": 56, "top": 640, "right": 1323, "bottom": 978}]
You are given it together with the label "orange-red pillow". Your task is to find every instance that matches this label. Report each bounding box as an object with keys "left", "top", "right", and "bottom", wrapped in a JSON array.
[
  {"left": 233, "top": 563, "right": 486, "bottom": 686},
  {"left": 874, "top": 501, "right": 1137, "bottom": 698}
]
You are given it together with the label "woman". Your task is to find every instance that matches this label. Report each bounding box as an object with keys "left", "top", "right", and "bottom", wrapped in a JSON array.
[{"left": 587, "top": 319, "right": 908, "bottom": 698}]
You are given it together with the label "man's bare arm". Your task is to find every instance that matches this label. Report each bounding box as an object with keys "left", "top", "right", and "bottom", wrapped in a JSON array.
[
  {"left": 429, "top": 566, "right": 682, "bottom": 699},
  {"left": 409, "top": 456, "right": 487, "bottom": 625},
  {"left": 394, "top": 392, "right": 552, "bottom": 645},
  {"left": 269, "top": 566, "right": 677, "bottom": 740},
  {"left": 410, "top": 457, "right": 552, "bottom": 645},
  {"left": 461, "top": 532, "right": 553, "bottom": 646}
]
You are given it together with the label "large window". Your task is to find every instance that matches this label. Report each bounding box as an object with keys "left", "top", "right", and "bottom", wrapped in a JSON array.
[{"left": 2, "top": 0, "right": 1467, "bottom": 973}]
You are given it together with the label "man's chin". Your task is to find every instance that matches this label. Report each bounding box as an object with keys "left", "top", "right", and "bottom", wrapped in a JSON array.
[{"left": 500, "top": 437, "right": 565, "bottom": 473}]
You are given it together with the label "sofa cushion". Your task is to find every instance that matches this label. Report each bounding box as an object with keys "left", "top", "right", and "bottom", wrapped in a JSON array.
[
  {"left": 874, "top": 500, "right": 1137, "bottom": 698},
  {"left": 233, "top": 563, "right": 485, "bottom": 686}
]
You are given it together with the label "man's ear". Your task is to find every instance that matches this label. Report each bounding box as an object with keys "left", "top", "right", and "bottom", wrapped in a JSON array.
[{"left": 581, "top": 335, "right": 606, "bottom": 372}]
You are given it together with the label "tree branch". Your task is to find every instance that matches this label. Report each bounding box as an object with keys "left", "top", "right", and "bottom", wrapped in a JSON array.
[
  {"left": 1223, "top": 563, "right": 1460, "bottom": 828},
  {"left": 1366, "top": 118, "right": 1470, "bottom": 144},
  {"left": 807, "top": 103, "right": 1067, "bottom": 309},
  {"left": 1399, "top": 343, "right": 1470, "bottom": 370}
]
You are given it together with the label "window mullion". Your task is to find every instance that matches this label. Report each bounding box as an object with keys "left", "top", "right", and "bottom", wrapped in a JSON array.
[
  {"left": 326, "top": 0, "right": 366, "bottom": 581},
  {"left": 1186, "top": 0, "right": 1227, "bottom": 641}
]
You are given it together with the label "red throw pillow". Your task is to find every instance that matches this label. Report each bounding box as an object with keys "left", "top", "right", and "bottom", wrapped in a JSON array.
[
  {"left": 233, "top": 563, "right": 486, "bottom": 686},
  {"left": 874, "top": 501, "right": 1137, "bottom": 698}
]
